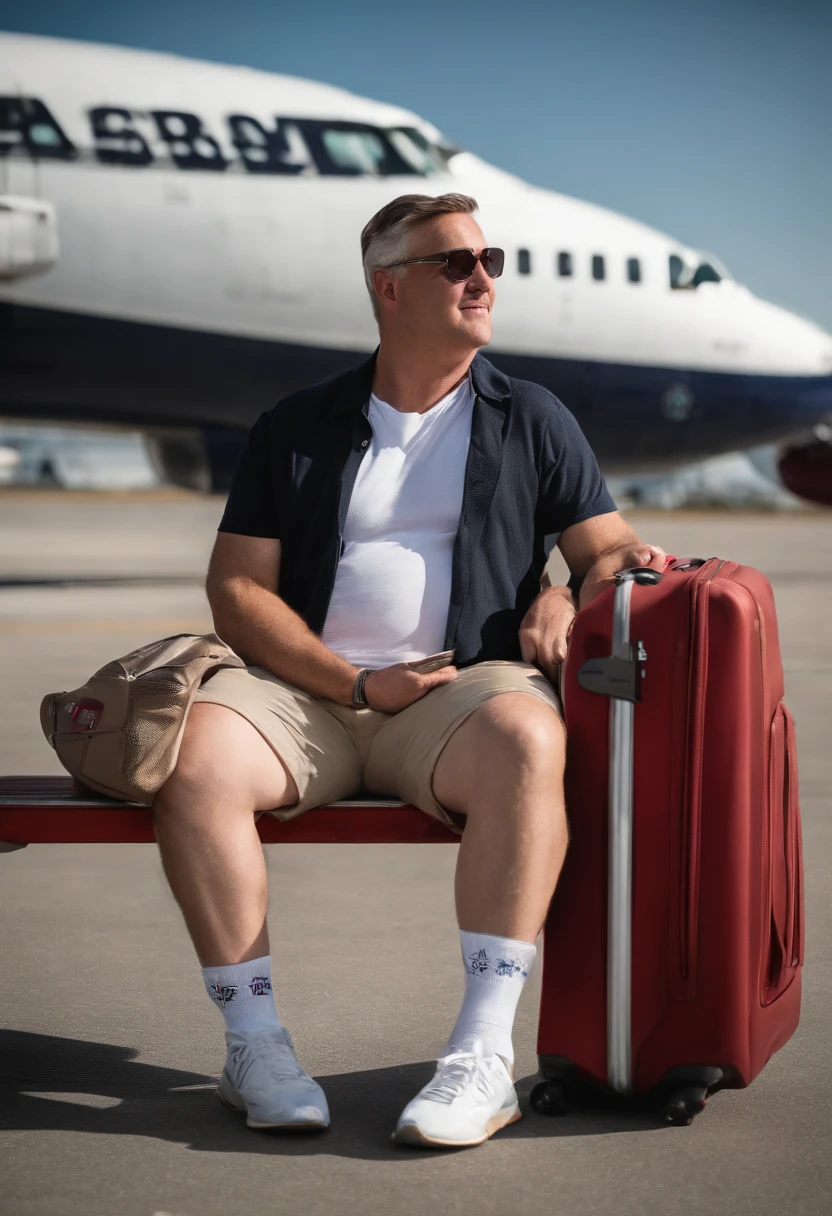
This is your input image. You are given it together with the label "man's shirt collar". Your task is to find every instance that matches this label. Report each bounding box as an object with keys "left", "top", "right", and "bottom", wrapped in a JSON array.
[{"left": 326, "top": 348, "right": 511, "bottom": 417}]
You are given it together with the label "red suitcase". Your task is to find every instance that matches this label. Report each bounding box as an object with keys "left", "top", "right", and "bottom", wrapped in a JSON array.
[{"left": 534, "top": 558, "right": 804, "bottom": 1124}]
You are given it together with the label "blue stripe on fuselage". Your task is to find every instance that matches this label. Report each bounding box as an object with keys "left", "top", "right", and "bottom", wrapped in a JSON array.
[{"left": 1, "top": 304, "right": 829, "bottom": 469}]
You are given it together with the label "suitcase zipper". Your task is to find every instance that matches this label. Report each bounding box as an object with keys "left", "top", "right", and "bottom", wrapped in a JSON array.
[
  {"left": 714, "top": 572, "right": 803, "bottom": 1004},
  {"left": 785, "top": 707, "right": 804, "bottom": 970},
  {"left": 676, "top": 559, "right": 728, "bottom": 996},
  {"left": 762, "top": 703, "right": 804, "bottom": 1002}
]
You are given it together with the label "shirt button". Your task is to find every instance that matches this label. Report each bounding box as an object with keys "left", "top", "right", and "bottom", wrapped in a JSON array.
[{"left": 360, "top": 439, "right": 369, "bottom": 448}]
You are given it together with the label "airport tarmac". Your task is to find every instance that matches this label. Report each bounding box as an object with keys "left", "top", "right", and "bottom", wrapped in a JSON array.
[{"left": 1, "top": 490, "right": 830, "bottom": 1216}]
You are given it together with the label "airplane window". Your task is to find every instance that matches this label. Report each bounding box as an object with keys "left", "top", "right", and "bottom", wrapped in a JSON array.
[
  {"left": 592, "top": 255, "right": 605, "bottom": 281},
  {"left": 387, "top": 127, "right": 445, "bottom": 174},
  {"left": 557, "top": 251, "right": 573, "bottom": 277},
  {"left": 627, "top": 257, "right": 641, "bottom": 283},
  {"left": 323, "top": 130, "right": 387, "bottom": 174},
  {"left": 670, "top": 253, "right": 723, "bottom": 289},
  {"left": 29, "top": 124, "right": 61, "bottom": 147},
  {"left": 669, "top": 254, "right": 688, "bottom": 288},
  {"left": 518, "top": 249, "right": 532, "bottom": 275},
  {"left": 691, "top": 262, "right": 721, "bottom": 286},
  {"left": 293, "top": 120, "right": 419, "bottom": 176}
]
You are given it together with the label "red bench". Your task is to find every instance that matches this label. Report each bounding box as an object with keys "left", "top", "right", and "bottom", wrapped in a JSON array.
[{"left": 0, "top": 776, "right": 460, "bottom": 850}]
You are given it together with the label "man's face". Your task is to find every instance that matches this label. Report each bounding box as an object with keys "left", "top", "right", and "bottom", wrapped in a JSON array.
[{"left": 378, "top": 212, "right": 497, "bottom": 353}]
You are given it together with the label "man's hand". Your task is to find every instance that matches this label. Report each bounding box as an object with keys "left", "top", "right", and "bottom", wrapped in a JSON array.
[
  {"left": 579, "top": 541, "right": 667, "bottom": 607},
  {"left": 518, "top": 586, "right": 576, "bottom": 684},
  {"left": 581, "top": 539, "right": 666, "bottom": 605},
  {"left": 620, "top": 543, "right": 667, "bottom": 571},
  {"left": 558, "top": 513, "right": 670, "bottom": 612},
  {"left": 364, "top": 662, "right": 458, "bottom": 713}
]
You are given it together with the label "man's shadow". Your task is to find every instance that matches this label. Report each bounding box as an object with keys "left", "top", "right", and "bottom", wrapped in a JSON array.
[{"left": 0, "top": 1030, "right": 661, "bottom": 1158}]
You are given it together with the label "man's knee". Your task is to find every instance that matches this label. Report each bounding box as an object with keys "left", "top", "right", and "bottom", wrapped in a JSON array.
[
  {"left": 468, "top": 693, "right": 565, "bottom": 769},
  {"left": 434, "top": 692, "right": 565, "bottom": 814},
  {"left": 154, "top": 702, "right": 298, "bottom": 815}
]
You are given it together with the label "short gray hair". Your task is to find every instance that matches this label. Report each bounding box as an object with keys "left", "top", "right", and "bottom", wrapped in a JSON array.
[{"left": 360, "top": 192, "right": 479, "bottom": 321}]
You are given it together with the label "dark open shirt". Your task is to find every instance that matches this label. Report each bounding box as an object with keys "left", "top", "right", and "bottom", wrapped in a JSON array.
[{"left": 218, "top": 349, "right": 617, "bottom": 668}]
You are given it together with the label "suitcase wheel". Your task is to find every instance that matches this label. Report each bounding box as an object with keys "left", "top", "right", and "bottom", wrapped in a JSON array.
[
  {"left": 530, "top": 1080, "right": 569, "bottom": 1116},
  {"left": 664, "top": 1084, "right": 709, "bottom": 1126}
]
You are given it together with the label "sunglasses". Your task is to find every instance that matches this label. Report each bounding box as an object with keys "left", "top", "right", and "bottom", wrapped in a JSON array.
[{"left": 387, "top": 246, "right": 505, "bottom": 282}]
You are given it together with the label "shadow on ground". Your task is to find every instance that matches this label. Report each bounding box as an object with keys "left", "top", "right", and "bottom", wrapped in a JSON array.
[{"left": 0, "top": 1030, "right": 664, "bottom": 1158}]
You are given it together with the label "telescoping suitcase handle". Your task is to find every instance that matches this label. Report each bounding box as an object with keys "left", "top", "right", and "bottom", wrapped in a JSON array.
[{"left": 577, "top": 566, "right": 663, "bottom": 1094}]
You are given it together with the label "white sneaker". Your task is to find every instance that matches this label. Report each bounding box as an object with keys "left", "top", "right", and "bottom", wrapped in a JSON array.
[
  {"left": 393, "top": 1047, "right": 521, "bottom": 1147},
  {"left": 217, "top": 1026, "right": 330, "bottom": 1130}
]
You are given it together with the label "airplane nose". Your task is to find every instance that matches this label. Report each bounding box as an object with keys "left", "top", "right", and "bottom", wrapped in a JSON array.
[
  {"left": 753, "top": 298, "right": 832, "bottom": 378},
  {"left": 743, "top": 305, "right": 832, "bottom": 444}
]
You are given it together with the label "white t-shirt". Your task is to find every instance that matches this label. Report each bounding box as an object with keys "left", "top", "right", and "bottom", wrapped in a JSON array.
[{"left": 320, "top": 376, "right": 475, "bottom": 669}]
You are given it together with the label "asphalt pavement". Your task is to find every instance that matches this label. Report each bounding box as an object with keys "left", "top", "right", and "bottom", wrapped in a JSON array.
[{"left": 1, "top": 490, "right": 830, "bottom": 1216}]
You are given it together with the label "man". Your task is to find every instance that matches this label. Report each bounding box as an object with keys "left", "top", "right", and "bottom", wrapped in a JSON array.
[{"left": 153, "top": 193, "right": 665, "bottom": 1149}]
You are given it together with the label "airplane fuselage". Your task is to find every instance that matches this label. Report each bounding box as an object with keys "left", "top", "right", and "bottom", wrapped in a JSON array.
[{"left": 1, "top": 32, "right": 831, "bottom": 474}]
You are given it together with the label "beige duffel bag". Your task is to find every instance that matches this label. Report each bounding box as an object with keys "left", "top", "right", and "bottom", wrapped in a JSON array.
[{"left": 39, "top": 633, "right": 245, "bottom": 804}]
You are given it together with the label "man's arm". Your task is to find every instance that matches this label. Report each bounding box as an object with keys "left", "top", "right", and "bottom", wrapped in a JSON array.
[
  {"left": 519, "top": 515, "right": 665, "bottom": 682},
  {"left": 557, "top": 511, "right": 666, "bottom": 608},
  {"left": 206, "top": 533, "right": 361, "bottom": 707}
]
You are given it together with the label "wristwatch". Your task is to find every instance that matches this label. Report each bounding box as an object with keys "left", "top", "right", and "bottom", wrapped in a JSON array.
[{"left": 352, "top": 668, "right": 373, "bottom": 707}]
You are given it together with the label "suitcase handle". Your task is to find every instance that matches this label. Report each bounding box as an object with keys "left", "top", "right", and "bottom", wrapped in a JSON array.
[
  {"left": 670, "top": 557, "right": 715, "bottom": 571},
  {"left": 574, "top": 567, "right": 664, "bottom": 1092},
  {"left": 607, "top": 567, "right": 662, "bottom": 1094},
  {"left": 619, "top": 565, "right": 664, "bottom": 585}
]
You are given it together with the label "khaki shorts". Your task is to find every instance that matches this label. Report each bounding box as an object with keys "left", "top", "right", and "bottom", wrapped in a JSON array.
[{"left": 192, "top": 659, "right": 563, "bottom": 835}]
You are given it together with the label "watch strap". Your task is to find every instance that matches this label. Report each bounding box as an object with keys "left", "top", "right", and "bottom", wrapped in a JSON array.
[{"left": 352, "top": 668, "right": 372, "bottom": 707}]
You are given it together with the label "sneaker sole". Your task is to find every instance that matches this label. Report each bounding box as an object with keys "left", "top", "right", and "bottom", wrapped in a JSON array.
[
  {"left": 217, "top": 1091, "right": 329, "bottom": 1131},
  {"left": 392, "top": 1103, "right": 522, "bottom": 1148}
]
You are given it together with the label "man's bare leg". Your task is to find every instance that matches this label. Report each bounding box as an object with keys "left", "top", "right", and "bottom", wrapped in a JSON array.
[
  {"left": 431, "top": 689, "right": 567, "bottom": 1059},
  {"left": 432, "top": 691, "right": 568, "bottom": 943},
  {"left": 153, "top": 703, "right": 330, "bottom": 1129},
  {"left": 392, "top": 692, "right": 566, "bottom": 1145},
  {"left": 152, "top": 702, "right": 299, "bottom": 966}
]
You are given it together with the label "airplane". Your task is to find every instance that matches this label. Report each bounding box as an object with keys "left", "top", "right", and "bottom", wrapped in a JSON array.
[{"left": 1, "top": 31, "right": 830, "bottom": 502}]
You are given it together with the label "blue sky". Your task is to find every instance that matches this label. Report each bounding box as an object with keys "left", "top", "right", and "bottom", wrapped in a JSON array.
[{"left": 2, "top": 0, "right": 830, "bottom": 330}]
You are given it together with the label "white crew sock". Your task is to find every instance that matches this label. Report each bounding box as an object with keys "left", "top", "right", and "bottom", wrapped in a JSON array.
[
  {"left": 444, "top": 930, "right": 537, "bottom": 1068},
  {"left": 201, "top": 954, "right": 282, "bottom": 1035}
]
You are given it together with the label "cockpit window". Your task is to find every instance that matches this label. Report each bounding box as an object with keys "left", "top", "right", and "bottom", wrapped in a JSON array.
[
  {"left": 293, "top": 119, "right": 421, "bottom": 176},
  {"left": 691, "top": 262, "right": 721, "bottom": 286},
  {"left": 323, "top": 129, "right": 388, "bottom": 174},
  {"left": 387, "top": 127, "right": 446, "bottom": 174},
  {"left": 670, "top": 252, "right": 725, "bottom": 289}
]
